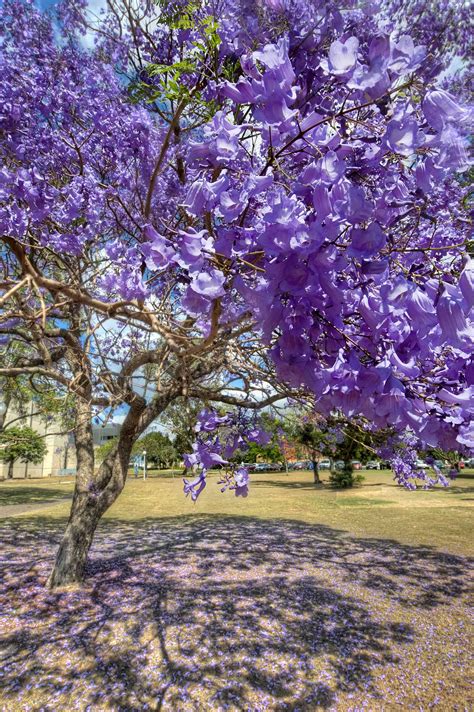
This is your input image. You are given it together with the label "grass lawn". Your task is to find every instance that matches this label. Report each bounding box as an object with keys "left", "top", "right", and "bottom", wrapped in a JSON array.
[{"left": 0, "top": 470, "right": 472, "bottom": 710}]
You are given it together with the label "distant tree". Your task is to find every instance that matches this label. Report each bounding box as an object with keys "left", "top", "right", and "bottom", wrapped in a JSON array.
[
  {"left": 288, "top": 415, "right": 389, "bottom": 487},
  {"left": 96, "top": 437, "right": 118, "bottom": 464},
  {"left": 292, "top": 422, "right": 326, "bottom": 484},
  {"left": 327, "top": 423, "right": 365, "bottom": 489},
  {"left": 133, "top": 432, "right": 177, "bottom": 468},
  {"left": 233, "top": 439, "right": 283, "bottom": 465},
  {"left": 0, "top": 427, "right": 47, "bottom": 480},
  {"left": 160, "top": 399, "right": 202, "bottom": 459},
  {"left": 327, "top": 422, "right": 393, "bottom": 488}
]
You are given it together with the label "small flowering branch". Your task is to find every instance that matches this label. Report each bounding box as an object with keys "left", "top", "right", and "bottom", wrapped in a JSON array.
[{"left": 182, "top": 408, "right": 271, "bottom": 501}]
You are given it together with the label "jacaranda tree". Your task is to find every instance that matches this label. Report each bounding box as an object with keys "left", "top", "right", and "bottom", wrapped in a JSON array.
[{"left": 0, "top": 0, "right": 472, "bottom": 586}]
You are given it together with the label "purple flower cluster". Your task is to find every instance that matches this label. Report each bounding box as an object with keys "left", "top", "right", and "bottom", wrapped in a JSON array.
[
  {"left": 183, "top": 409, "right": 270, "bottom": 501},
  {"left": 0, "top": 0, "right": 472, "bottom": 467}
]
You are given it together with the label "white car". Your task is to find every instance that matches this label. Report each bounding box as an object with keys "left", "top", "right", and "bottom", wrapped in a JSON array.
[
  {"left": 318, "top": 460, "right": 331, "bottom": 469},
  {"left": 415, "top": 460, "right": 429, "bottom": 469}
]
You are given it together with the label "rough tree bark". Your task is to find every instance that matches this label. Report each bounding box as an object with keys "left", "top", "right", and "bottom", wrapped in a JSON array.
[
  {"left": 47, "top": 391, "right": 176, "bottom": 588},
  {"left": 312, "top": 458, "right": 321, "bottom": 485}
]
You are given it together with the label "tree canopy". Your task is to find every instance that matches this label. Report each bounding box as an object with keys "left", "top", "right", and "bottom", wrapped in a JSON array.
[
  {"left": 0, "top": 426, "right": 48, "bottom": 479},
  {"left": 132, "top": 431, "right": 177, "bottom": 468},
  {"left": 0, "top": 0, "right": 472, "bottom": 584}
]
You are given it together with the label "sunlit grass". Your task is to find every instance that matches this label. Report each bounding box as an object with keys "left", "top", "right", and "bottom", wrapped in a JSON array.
[{"left": 4, "top": 467, "right": 473, "bottom": 554}]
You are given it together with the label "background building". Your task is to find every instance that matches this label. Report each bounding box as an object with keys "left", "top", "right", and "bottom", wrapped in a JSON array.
[{"left": 0, "top": 401, "right": 122, "bottom": 479}]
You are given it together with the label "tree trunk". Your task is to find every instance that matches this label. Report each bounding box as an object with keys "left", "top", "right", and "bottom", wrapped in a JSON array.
[
  {"left": 47, "top": 490, "right": 104, "bottom": 587},
  {"left": 7, "top": 459, "right": 14, "bottom": 479},
  {"left": 47, "top": 371, "right": 178, "bottom": 588},
  {"left": 312, "top": 459, "right": 321, "bottom": 484},
  {"left": 47, "top": 440, "right": 134, "bottom": 588},
  {"left": 48, "top": 387, "right": 106, "bottom": 587}
]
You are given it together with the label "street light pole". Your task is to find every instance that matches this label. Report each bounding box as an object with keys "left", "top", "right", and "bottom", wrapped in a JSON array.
[{"left": 143, "top": 450, "right": 147, "bottom": 480}]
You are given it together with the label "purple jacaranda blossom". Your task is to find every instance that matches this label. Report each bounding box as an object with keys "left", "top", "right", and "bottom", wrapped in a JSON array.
[
  {"left": 348, "top": 35, "right": 391, "bottom": 96},
  {"left": 337, "top": 185, "right": 374, "bottom": 224},
  {"left": 259, "top": 190, "right": 307, "bottom": 253},
  {"left": 188, "top": 111, "right": 244, "bottom": 167},
  {"left": 389, "top": 35, "right": 426, "bottom": 74},
  {"left": 141, "top": 225, "right": 175, "bottom": 269},
  {"left": 414, "top": 157, "right": 445, "bottom": 193},
  {"left": 190, "top": 269, "right": 226, "bottom": 298},
  {"left": 437, "top": 387, "right": 474, "bottom": 406},
  {"left": 233, "top": 467, "right": 250, "bottom": 497},
  {"left": 259, "top": 0, "right": 286, "bottom": 10},
  {"left": 406, "top": 287, "right": 438, "bottom": 331},
  {"left": 195, "top": 409, "right": 231, "bottom": 433},
  {"left": 385, "top": 116, "right": 420, "bottom": 155},
  {"left": 246, "top": 428, "right": 272, "bottom": 446},
  {"left": 173, "top": 229, "right": 213, "bottom": 271},
  {"left": 423, "top": 89, "right": 471, "bottom": 131},
  {"left": 457, "top": 423, "right": 474, "bottom": 448},
  {"left": 182, "top": 287, "right": 212, "bottom": 317},
  {"left": 221, "top": 38, "right": 296, "bottom": 125},
  {"left": 325, "top": 37, "right": 359, "bottom": 77},
  {"left": 348, "top": 223, "right": 386, "bottom": 258},
  {"left": 459, "top": 259, "right": 474, "bottom": 310},
  {"left": 434, "top": 125, "right": 470, "bottom": 171},
  {"left": 318, "top": 151, "right": 345, "bottom": 185},
  {"left": 436, "top": 287, "right": 471, "bottom": 346},
  {"left": 183, "top": 470, "right": 207, "bottom": 501},
  {"left": 312, "top": 183, "right": 332, "bottom": 221},
  {"left": 182, "top": 176, "right": 228, "bottom": 216},
  {"left": 360, "top": 259, "right": 389, "bottom": 275},
  {"left": 184, "top": 442, "right": 227, "bottom": 470}
]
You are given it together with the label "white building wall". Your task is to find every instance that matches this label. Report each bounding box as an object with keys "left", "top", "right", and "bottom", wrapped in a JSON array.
[{"left": 0, "top": 402, "right": 76, "bottom": 480}]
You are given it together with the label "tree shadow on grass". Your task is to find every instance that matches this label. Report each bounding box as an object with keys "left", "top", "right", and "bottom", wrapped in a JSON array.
[
  {"left": 252, "top": 478, "right": 324, "bottom": 490},
  {"left": 0, "top": 515, "right": 471, "bottom": 710},
  {"left": 0, "top": 486, "right": 72, "bottom": 507},
  {"left": 254, "top": 476, "right": 474, "bottom": 497}
]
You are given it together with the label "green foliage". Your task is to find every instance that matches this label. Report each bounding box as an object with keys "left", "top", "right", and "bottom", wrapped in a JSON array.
[
  {"left": 0, "top": 373, "right": 74, "bottom": 435},
  {"left": 0, "top": 426, "right": 47, "bottom": 465},
  {"left": 96, "top": 437, "right": 118, "bottom": 463},
  {"left": 329, "top": 464, "right": 364, "bottom": 489},
  {"left": 292, "top": 422, "right": 327, "bottom": 456},
  {"left": 128, "top": 1, "right": 221, "bottom": 121},
  {"left": 232, "top": 439, "right": 283, "bottom": 464},
  {"left": 160, "top": 398, "right": 201, "bottom": 456},
  {"left": 133, "top": 431, "right": 177, "bottom": 468}
]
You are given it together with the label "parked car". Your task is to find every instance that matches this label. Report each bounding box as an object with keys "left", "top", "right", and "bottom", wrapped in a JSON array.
[
  {"left": 254, "top": 462, "right": 274, "bottom": 472},
  {"left": 351, "top": 460, "right": 362, "bottom": 470},
  {"left": 335, "top": 460, "right": 345, "bottom": 470},
  {"left": 415, "top": 460, "right": 429, "bottom": 470},
  {"left": 294, "top": 461, "right": 313, "bottom": 470},
  {"left": 318, "top": 459, "right": 331, "bottom": 470},
  {"left": 365, "top": 461, "right": 380, "bottom": 470},
  {"left": 432, "top": 460, "right": 446, "bottom": 470}
]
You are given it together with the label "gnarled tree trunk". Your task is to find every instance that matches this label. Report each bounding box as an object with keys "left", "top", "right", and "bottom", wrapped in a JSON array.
[
  {"left": 312, "top": 459, "right": 320, "bottom": 484},
  {"left": 47, "top": 405, "right": 139, "bottom": 587},
  {"left": 47, "top": 390, "right": 175, "bottom": 588},
  {"left": 47, "top": 489, "right": 107, "bottom": 587}
]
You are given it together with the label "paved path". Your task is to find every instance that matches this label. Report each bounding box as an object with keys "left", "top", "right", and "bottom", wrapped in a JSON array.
[{"left": 0, "top": 497, "right": 71, "bottom": 518}]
